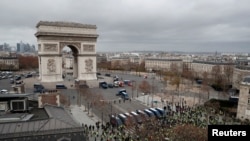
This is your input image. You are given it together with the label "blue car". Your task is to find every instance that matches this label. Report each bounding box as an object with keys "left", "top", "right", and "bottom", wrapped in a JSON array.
[{"left": 148, "top": 108, "right": 162, "bottom": 119}]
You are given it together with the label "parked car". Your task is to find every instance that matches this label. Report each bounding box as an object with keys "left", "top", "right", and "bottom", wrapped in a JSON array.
[
  {"left": 15, "top": 75, "right": 21, "bottom": 81},
  {"left": 34, "top": 83, "right": 44, "bottom": 89},
  {"left": 15, "top": 80, "right": 23, "bottom": 85},
  {"left": 143, "top": 109, "right": 155, "bottom": 118},
  {"left": 155, "top": 107, "right": 165, "bottom": 116},
  {"left": 110, "top": 115, "right": 123, "bottom": 127},
  {"left": 113, "top": 75, "right": 119, "bottom": 81},
  {"left": 123, "top": 80, "right": 131, "bottom": 85},
  {"left": 0, "top": 89, "right": 8, "bottom": 94},
  {"left": 108, "top": 83, "right": 114, "bottom": 88},
  {"left": 130, "top": 111, "right": 143, "bottom": 124},
  {"left": 118, "top": 114, "right": 128, "bottom": 126},
  {"left": 10, "top": 78, "right": 14, "bottom": 84},
  {"left": 105, "top": 73, "right": 111, "bottom": 77},
  {"left": 136, "top": 109, "right": 150, "bottom": 121},
  {"left": 148, "top": 108, "right": 162, "bottom": 119},
  {"left": 124, "top": 113, "right": 137, "bottom": 124},
  {"left": 56, "top": 84, "right": 67, "bottom": 89},
  {"left": 113, "top": 81, "right": 120, "bottom": 87},
  {"left": 25, "top": 74, "right": 33, "bottom": 78},
  {"left": 99, "top": 81, "right": 108, "bottom": 89}
]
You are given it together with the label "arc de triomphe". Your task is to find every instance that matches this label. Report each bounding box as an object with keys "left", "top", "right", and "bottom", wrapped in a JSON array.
[{"left": 35, "top": 21, "right": 98, "bottom": 82}]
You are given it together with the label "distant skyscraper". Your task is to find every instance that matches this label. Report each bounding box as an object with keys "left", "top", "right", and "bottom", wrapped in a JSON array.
[
  {"left": 19, "top": 41, "right": 25, "bottom": 52},
  {"left": 17, "top": 43, "right": 20, "bottom": 52}
]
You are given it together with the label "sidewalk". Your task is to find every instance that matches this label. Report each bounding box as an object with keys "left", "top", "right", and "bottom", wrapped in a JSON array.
[
  {"left": 69, "top": 105, "right": 101, "bottom": 126},
  {"left": 135, "top": 93, "right": 205, "bottom": 108}
]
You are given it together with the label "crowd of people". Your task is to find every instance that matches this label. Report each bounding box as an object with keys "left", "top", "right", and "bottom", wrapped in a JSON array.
[{"left": 80, "top": 102, "right": 250, "bottom": 141}]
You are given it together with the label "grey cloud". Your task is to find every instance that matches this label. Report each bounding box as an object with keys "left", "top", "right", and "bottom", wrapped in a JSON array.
[{"left": 0, "top": 0, "right": 250, "bottom": 52}]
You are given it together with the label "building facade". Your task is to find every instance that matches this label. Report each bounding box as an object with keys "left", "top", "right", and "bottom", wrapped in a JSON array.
[
  {"left": 145, "top": 58, "right": 183, "bottom": 72},
  {"left": 0, "top": 56, "right": 19, "bottom": 71},
  {"left": 237, "top": 76, "right": 250, "bottom": 120}
]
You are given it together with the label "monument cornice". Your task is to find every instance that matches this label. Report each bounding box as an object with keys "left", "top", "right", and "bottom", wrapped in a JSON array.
[
  {"left": 78, "top": 54, "right": 97, "bottom": 57},
  {"left": 35, "top": 32, "right": 99, "bottom": 38},
  {"left": 36, "top": 36, "right": 97, "bottom": 42},
  {"left": 36, "top": 21, "right": 97, "bottom": 29},
  {"left": 38, "top": 54, "right": 62, "bottom": 57}
]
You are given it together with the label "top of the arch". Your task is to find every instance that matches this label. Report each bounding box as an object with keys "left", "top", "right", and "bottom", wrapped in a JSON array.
[{"left": 36, "top": 21, "right": 97, "bottom": 29}]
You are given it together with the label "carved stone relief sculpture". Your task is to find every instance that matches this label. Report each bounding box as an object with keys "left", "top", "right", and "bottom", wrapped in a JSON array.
[
  {"left": 85, "top": 58, "right": 93, "bottom": 72},
  {"left": 47, "top": 58, "right": 56, "bottom": 73},
  {"left": 44, "top": 44, "right": 58, "bottom": 52},
  {"left": 83, "top": 44, "right": 94, "bottom": 52}
]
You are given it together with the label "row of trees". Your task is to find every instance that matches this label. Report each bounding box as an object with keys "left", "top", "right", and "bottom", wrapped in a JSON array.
[
  {"left": 97, "top": 60, "right": 146, "bottom": 72},
  {"left": 0, "top": 55, "right": 38, "bottom": 71},
  {"left": 18, "top": 55, "right": 38, "bottom": 70}
]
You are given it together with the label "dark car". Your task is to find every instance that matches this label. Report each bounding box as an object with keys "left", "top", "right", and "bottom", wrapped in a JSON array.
[
  {"left": 10, "top": 79, "right": 14, "bottom": 84},
  {"left": 130, "top": 111, "right": 143, "bottom": 124},
  {"left": 99, "top": 81, "right": 108, "bottom": 89},
  {"left": 34, "top": 83, "right": 44, "bottom": 89},
  {"left": 121, "top": 92, "right": 129, "bottom": 100},
  {"left": 56, "top": 84, "right": 67, "bottom": 89},
  {"left": 155, "top": 107, "right": 165, "bottom": 116},
  {"left": 15, "top": 80, "right": 23, "bottom": 85},
  {"left": 15, "top": 75, "right": 21, "bottom": 81},
  {"left": 148, "top": 108, "right": 162, "bottom": 119},
  {"left": 124, "top": 113, "right": 137, "bottom": 125},
  {"left": 118, "top": 114, "right": 128, "bottom": 126},
  {"left": 105, "top": 73, "right": 111, "bottom": 77},
  {"left": 116, "top": 89, "right": 126, "bottom": 96},
  {"left": 110, "top": 115, "right": 123, "bottom": 127},
  {"left": 143, "top": 109, "right": 155, "bottom": 118},
  {"left": 108, "top": 83, "right": 114, "bottom": 88},
  {"left": 136, "top": 109, "right": 150, "bottom": 121},
  {"left": 25, "top": 74, "right": 33, "bottom": 78}
]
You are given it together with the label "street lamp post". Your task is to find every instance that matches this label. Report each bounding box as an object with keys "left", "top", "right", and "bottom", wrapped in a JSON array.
[
  {"left": 151, "top": 75, "right": 155, "bottom": 108},
  {"left": 131, "top": 80, "right": 136, "bottom": 99},
  {"left": 110, "top": 102, "right": 113, "bottom": 115},
  {"left": 132, "top": 81, "right": 134, "bottom": 99}
]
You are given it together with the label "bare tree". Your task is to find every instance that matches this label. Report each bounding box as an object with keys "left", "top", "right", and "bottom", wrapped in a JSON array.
[
  {"left": 139, "top": 80, "right": 151, "bottom": 94},
  {"left": 112, "top": 60, "right": 121, "bottom": 70},
  {"left": 169, "top": 124, "right": 207, "bottom": 141},
  {"left": 201, "top": 72, "right": 210, "bottom": 100},
  {"left": 211, "top": 65, "right": 223, "bottom": 91},
  {"left": 170, "top": 75, "right": 181, "bottom": 91},
  {"left": 223, "top": 64, "right": 234, "bottom": 85}
]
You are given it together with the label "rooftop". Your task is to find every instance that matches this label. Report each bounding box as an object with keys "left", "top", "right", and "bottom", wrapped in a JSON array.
[{"left": 0, "top": 105, "right": 80, "bottom": 135}]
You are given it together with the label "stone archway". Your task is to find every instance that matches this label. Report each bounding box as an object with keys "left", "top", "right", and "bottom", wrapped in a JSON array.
[{"left": 35, "top": 21, "right": 99, "bottom": 82}]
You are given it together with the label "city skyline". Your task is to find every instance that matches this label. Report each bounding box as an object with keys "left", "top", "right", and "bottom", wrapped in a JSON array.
[{"left": 0, "top": 0, "right": 250, "bottom": 53}]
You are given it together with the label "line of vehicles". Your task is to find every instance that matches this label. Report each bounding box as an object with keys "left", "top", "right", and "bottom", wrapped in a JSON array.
[
  {"left": 110, "top": 107, "right": 166, "bottom": 127},
  {"left": 33, "top": 83, "right": 67, "bottom": 93},
  {"left": 99, "top": 74, "right": 133, "bottom": 89}
]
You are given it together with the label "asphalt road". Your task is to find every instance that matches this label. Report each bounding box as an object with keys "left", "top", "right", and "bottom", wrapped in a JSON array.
[{"left": 0, "top": 70, "right": 229, "bottom": 123}]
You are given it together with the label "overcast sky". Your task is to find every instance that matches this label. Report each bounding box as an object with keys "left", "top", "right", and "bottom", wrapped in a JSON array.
[{"left": 1, "top": 0, "right": 250, "bottom": 53}]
